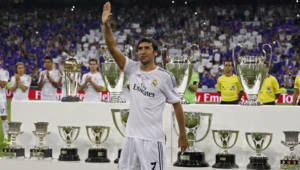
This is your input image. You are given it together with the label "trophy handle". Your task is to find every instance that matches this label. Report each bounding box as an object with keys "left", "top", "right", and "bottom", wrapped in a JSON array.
[
  {"left": 195, "top": 113, "right": 212, "bottom": 142},
  {"left": 260, "top": 133, "right": 272, "bottom": 152},
  {"left": 101, "top": 127, "right": 110, "bottom": 143},
  {"left": 212, "top": 130, "right": 224, "bottom": 149},
  {"left": 232, "top": 44, "right": 243, "bottom": 77},
  {"left": 111, "top": 109, "right": 125, "bottom": 137},
  {"left": 227, "top": 131, "right": 239, "bottom": 149},
  {"left": 212, "top": 130, "right": 239, "bottom": 150},
  {"left": 245, "top": 132, "right": 256, "bottom": 152},
  {"left": 262, "top": 44, "right": 273, "bottom": 77}
]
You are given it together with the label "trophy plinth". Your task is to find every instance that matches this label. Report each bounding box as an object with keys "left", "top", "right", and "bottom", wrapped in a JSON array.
[
  {"left": 280, "top": 131, "right": 300, "bottom": 169},
  {"left": 246, "top": 132, "right": 272, "bottom": 170},
  {"left": 58, "top": 148, "right": 80, "bottom": 161},
  {"left": 58, "top": 126, "right": 80, "bottom": 161},
  {"left": 2, "top": 122, "right": 24, "bottom": 158},
  {"left": 114, "top": 149, "right": 122, "bottom": 164},
  {"left": 2, "top": 147, "right": 25, "bottom": 157},
  {"left": 62, "top": 96, "right": 80, "bottom": 102},
  {"left": 61, "top": 57, "right": 81, "bottom": 102},
  {"left": 173, "top": 151, "right": 209, "bottom": 167},
  {"left": 247, "top": 157, "right": 271, "bottom": 169},
  {"left": 213, "top": 154, "right": 238, "bottom": 169},
  {"left": 173, "top": 112, "right": 212, "bottom": 167},
  {"left": 86, "top": 148, "right": 110, "bottom": 162},
  {"left": 85, "top": 125, "right": 110, "bottom": 163},
  {"left": 30, "top": 148, "right": 52, "bottom": 159}
]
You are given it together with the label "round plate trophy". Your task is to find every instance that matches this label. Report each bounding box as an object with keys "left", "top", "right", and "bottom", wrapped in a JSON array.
[
  {"left": 165, "top": 44, "right": 200, "bottom": 104},
  {"left": 280, "top": 131, "right": 300, "bottom": 169},
  {"left": 85, "top": 125, "right": 110, "bottom": 163},
  {"left": 2, "top": 122, "right": 24, "bottom": 158},
  {"left": 245, "top": 132, "right": 272, "bottom": 169},
  {"left": 232, "top": 44, "right": 272, "bottom": 105},
  {"left": 101, "top": 44, "right": 128, "bottom": 103},
  {"left": 212, "top": 130, "right": 239, "bottom": 169},
  {"left": 61, "top": 57, "right": 81, "bottom": 102},
  {"left": 30, "top": 122, "right": 52, "bottom": 159},
  {"left": 58, "top": 126, "right": 80, "bottom": 161},
  {"left": 111, "top": 108, "right": 129, "bottom": 163},
  {"left": 173, "top": 112, "right": 212, "bottom": 167}
]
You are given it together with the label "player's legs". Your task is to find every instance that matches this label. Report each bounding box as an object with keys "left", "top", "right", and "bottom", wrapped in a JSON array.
[
  {"left": 0, "top": 101, "right": 8, "bottom": 142},
  {"left": 135, "top": 138, "right": 166, "bottom": 170},
  {"left": 118, "top": 137, "right": 140, "bottom": 170}
]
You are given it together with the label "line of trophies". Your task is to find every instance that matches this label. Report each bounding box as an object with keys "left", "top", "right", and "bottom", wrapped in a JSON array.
[{"left": 2, "top": 109, "right": 300, "bottom": 169}]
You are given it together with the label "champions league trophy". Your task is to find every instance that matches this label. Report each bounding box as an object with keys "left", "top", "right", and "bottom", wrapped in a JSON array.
[
  {"left": 245, "top": 132, "right": 272, "bottom": 169},
  {"left": 101, "top": 44, "right": 128, "bottom": 103},
  {"left": 165, "top": 44, "right": 200, "bottom": 104},
  {"left": 58, "top": 126, "right": 80, "bottom": 161},
  {"left": 30, "top": 122, "right": 52, "bottom": 159},
  {"left": 212, "top": 130, "right": 239, "bottom": 169},
  {"left": 280, "top": 131, "right": 300, "bottom": 169},
  {"left": 173, "top": 112, "right": 212, "bottom": 167},
  {"left": 232, "top": 44, "right": 272, "bottom": 105},
  {"left": 85, "top": 125, "right": 110, "bottom": 163},
  {"left": 111, "top": 108, "right": 129, "bottom": 163},
  {"left": 2, "top": 122, "right": 24, "bottom": 158},
  {"left": 61, "top": 57, "right": 81, "bottom": 102}
]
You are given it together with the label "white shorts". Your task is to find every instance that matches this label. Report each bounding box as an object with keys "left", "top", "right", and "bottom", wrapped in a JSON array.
[
  {"left": 0, "top": 101, "right": 7, "bottom": 116},
  {"left": 118, "top": 137, "right": 165, "bottom": 170}
]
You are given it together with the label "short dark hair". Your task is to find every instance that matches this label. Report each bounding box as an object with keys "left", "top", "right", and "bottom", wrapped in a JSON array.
[
  {"left": 44, "top": 56, "right": 53, "bottom": 62},
  {"left": 137, "top": 37, "right": 158, "bottom": 52},
  {"left": 89, "top": 58, "right": 98, "bottom": 64},
  {"left": 224, "top": 59, "right": 233, "bottom": 65}
]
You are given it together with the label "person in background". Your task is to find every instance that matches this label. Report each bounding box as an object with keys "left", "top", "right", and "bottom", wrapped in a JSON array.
[
  {"left": 0, "top": 59, "right": 9, "bottom": 143},
  {"left": 292, "top": 74, "right": 300, "bottom": 105},
  {"left": 257, "top": 69, "right": 280, "bottom": 105}
]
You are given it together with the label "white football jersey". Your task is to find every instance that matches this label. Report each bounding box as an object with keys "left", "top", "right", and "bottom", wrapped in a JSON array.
[
  {"left": 124, "top": 57, "right": 180, "bottom": 142},
  {"left": 0, "top": 68, "right": 9, "bottom": 102},
  {"left": 10, "top": 74, "right": 31, "bottom": 101},
  {"left": 38, "top": 69, "right": 60, "bottom": 100},
  {"left": 80, "top": 72, "right": 104, "bottom": 102}
]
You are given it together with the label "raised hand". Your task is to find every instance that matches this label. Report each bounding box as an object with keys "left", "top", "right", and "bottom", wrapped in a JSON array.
[{"left": 102, "top": 2, "right": 112, "bottom": 25}]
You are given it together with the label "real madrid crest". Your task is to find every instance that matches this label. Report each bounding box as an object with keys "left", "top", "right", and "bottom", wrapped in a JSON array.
[{"left": 152, "top": 80, "right": 158, "bottom": 87}]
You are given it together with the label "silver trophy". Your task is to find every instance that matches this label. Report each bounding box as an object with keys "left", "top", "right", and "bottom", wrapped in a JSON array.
[
  {"left": 173, "top": 112, "right": 212, "bottom": 167},
  {"left": 232, "top": 44, "right": 272, "bottom": 105},
  {"left": 212, "top": 130, "right": 239, "bottom": 168},
  {"left": 280, "top": 131, "right": 300, "bottom": 169},
  {"left": 111, "top": 108, "right": 129, "bottom": 163},
  {"left": 245, "top": 132, "right": 272, "bottom": 169},
  {"left": 62, "top": 57, "right": 81, "bottom": 102},
  {"left": 30, "top": 122, "right": 52, "bottom": 159},
  {"left": 58, "top": 126, "right": 80, "bottom": 161},
  {"left": 165, "top": 44, "right": 200, "bottom": 104},
  {"left": 2, "top": 122, "right": 24, "bottom": 158},
  {"left": 101, "top": 45, "right": 127, "bottom": 103},
  {"left": 85, "top": 125, "right": 110, "bottom": 162}
]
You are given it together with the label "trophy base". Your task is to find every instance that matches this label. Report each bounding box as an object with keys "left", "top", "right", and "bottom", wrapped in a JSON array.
[
  {"left": 61, "top": 96, "right": 80, "bottom": 102},
  {"left": 2, "top": 147, "right": 25, "bottom": 157},
  {"left": 58, "top": 148, "right": 80, "bottom": 161},
  {"left": 114, "top": 149, "right": 122, "bottom": 164},
  {"left": 85, "top": 148, "right": 110, "bottom": 163},
  {"left": 173, "top": 151, "right": 209, "bottom": 167},
  {"left": 212, "top": 154, "right": 239, "bottom": 169},
  {"left": 30, "top": 148, "right": 52, "bottom": 159},
  {"left": 247, "top": 156, "right": 271, "bottom": 169},
  {"left": 241, "top": 100, "right": 262, "bottom": 106},
  {"left": 280, "top": 159, "right": 299, "bottom": 169}
]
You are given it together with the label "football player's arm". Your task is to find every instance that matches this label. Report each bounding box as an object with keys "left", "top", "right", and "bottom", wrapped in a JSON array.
[
  {"left": 102, "top": 2, "right": 126, "bottom": 71},
  {"left": 79, "top": 75, "right": 88, "bottom": 91},
  {"left": 292, "top": 88, "right": 299, "bottom": 105},
  {"left": 89, "top": 79, "right": 103, "bottom": 92},
  {"left": 172, "top": 102, "right": 188, "bottom": 152},
  {"left": 9, "top": 78, "right": 17, "bottom": 92},
  {"left": 216, "top": 78, "right": 221, "bottom": 96}
]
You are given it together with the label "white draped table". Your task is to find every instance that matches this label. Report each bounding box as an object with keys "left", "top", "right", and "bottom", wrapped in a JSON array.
[{"left": 4, "top": 101, "right": 300, "bottom": 169}]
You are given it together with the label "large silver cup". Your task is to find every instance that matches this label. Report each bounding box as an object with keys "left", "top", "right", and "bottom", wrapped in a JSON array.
[
  {"left": 111, "top": 108, "right": 129, "bottom": 163},
  {"left": 101, "top": 45, "right": 127, "bottom": 103},
  {"left": 165, "top": 44, "right": 200, "bottom": 104},
  {"left": 58, "top": 126, "right": 80, "bottom": 161},
  {"left": 245, "top": 132, "right": 272, "bottom": 169},
  {"left": 232, "top": 44, "right": 272, "bottom": 105},
  {"left": 85, "top": 126, "right": 110, "bottom": 162},
  {"left": 280, "top": 131, "right": 300, "bottom": 169},
  {"left": 2, "top": 122, "right": 24, "bottom": 158},
  {"left": 61, "top": 57, "right": 81, "bottom": 102},
  {"left": 30, "top": 122, "right": 52, "bottom": 159},
  {"left": 173, "top": 112, "right": 212, "bottom": 167}
]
